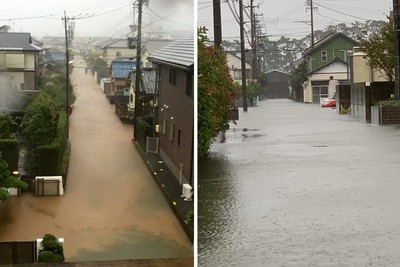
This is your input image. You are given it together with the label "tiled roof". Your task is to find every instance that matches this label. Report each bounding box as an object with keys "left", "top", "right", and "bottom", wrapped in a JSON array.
[
  {"left": 132, "top": 68, "right": 157, "bottom": 95},
  {"left": 111, "top": 60, "right": 136, "bottom": 79},
  {"left": 148, "top": 32, "right": 193, "bottom": 69},
  {"left": 0, "top": 32, "right": 41, "bottom": 51}
]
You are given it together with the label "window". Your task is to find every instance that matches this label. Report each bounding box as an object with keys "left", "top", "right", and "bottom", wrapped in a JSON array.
[
  {"left": 169, "top": 68, "right": 176, "bottom": 85},
  {"left": 321, "top": 50, "right": 327, "bottom": 62},
  {"left": 116, "top": 51, "right": 121, "bottom": 57},
  {"left": 170, "top": 123, "right": 175, "bottom": 142},
  {"left": 234, "top": 70, "right": 241, "bottom": 79},
  {"left": 178, "top": 129, "right": 183, "bottom": 147},
  {"left": 234, "top": 69, "right": 251, "bottom": 80},
  {"left": 162, "top": 119, "right": 167, "bottom": 135}
]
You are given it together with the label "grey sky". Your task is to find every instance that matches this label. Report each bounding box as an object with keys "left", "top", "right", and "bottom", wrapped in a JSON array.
[
  {"left": 0, "top": 0, "right": 194, "bottom": 39},
  {"left": 198, "top": 0, "right": 393, "bottom": 41}
]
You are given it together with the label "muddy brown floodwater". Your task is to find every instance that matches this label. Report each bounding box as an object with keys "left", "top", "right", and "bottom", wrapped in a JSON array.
[{"left": 0, "top": 56, "right": 193, "bottom": 262}]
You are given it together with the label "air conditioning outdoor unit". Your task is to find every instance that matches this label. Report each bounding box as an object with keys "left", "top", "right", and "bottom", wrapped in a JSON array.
[{"left": 182, "top": 183, "right": 193, "bottom": 201}]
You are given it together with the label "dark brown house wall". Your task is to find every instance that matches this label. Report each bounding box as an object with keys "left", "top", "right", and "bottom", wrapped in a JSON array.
[
  {"left": 265, "top": 71, "right": 290, "bottom": 99},
  {"left": 157, "top": 65, "right": 193, "bottom": 183}
]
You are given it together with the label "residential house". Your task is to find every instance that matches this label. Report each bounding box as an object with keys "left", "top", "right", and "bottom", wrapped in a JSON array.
[
  {"left": 226, "top": 52, "right": 252, "bottom": 85},
  {"left": 348, "top": 46, "right": 393, "bottom": 122},
  {"left": 265, "top": 69, "right": 290, "bottom": 99},
  {"left": 0, "top": 32, "right": 41, "bottom": 110},
  {"left": 110, "top": 59, "right": 136, "bottom": 97},
  {"left": 147, "top": 34, "right": 194, "bottom": 186},
  {"left": 127, "top": 67, "right": 157, "bottom": 115},
  {"left": 102, "top": 38, "right": 136, "bottom": 67},
  {"left": 301, "top": 32, "right": 359, "bottom": 104},
  {"left": 141, "top": 39, "right": 173, "bottom": 67}
]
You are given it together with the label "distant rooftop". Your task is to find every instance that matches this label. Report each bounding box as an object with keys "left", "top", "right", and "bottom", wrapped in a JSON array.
[
  {"left": 0, "top": 32, "right": 41, "bottom": 51},
  {"left": 148, "top": 33, "right": 193, "bottom": 69},
  {"left": 111, "top": 59, "right": 136, "bottom": 79}
]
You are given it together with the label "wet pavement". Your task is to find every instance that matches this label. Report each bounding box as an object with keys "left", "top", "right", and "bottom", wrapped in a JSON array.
[
  {"left": 0, "top": 56, "right": 193, "bottom": 264},
  {"left": 199, "top": 99, "right": 400, "bottom": 266}
]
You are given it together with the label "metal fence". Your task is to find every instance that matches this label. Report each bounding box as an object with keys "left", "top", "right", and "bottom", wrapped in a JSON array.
[{"left": 0, "top": 241, "right": 37, "bottom": 264}]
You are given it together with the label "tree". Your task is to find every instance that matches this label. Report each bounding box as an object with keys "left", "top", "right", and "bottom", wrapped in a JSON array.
[
  {"left": 21, "top": 92, "right": 58, "bottom": 172},
  {"left": 358, "top": 17, "right": 395, "bottom": 82},
  {"left": 38, "top": 234, "right": 65, "bottom": 263},
  {"left": 0, "top": 113, "right": 13, "bottom": 139},
  {"left": 246, "top": 80, "right": 261, "bottom": 106},
  {"left": 40, "top": 73, "right": 76, "bottom": 111},
  {"left": 258, "top": 73, "right": 268, "bottom": 99},
  {"left": 198, "top": 27, "right": 237, "bottom": 159},
  {"left": 0, "top": 151, "right": 28, "bottom": 201},
  {"left": 289, "top": 60, "right": 308, "bottom": 102}
]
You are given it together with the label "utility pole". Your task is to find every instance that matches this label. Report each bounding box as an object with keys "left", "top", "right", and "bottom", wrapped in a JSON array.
[
  {"left": 250, "top": 0, "right": 257, "bottom": 80},
  {"left": 306, "top": 0, "right": 316, "bottom": 48},
  {"left": 394, "top": 0, "right": 400, "bottom": 100},
  {"left": 239, "top": 0, "right": 248, "bottom": 112},
  {"left": 213, "top": 0, "right": 222, "bottom": 48},
  {"left": 62, "top": 11, "right": 70, "bottom": 139},
  {"left": 134, "top": 0, "right": 143, "bottom": 139}
]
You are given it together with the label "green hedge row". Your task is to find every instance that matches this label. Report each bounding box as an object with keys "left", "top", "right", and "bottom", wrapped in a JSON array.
[
  {"left": 38, "top": 111, "right": 68, "bottom": 175},
  {"left": 0, "top": 139, "right": 19, "bottom": 172}
]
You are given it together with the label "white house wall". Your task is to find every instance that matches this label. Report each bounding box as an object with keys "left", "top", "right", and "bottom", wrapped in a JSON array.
[
  {"left": 226, "top": 53, "right": 251, "bottom": 85},
  {"left": 104, "top": 47, "right": 137, "bottom": 66},
  {"left": 304, "top": 61, "right": 348, "bottom": 103}
]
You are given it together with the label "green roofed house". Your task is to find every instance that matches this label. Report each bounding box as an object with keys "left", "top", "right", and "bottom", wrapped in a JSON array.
[{"left": 301, "top": 32, "right": 359, "bottom": 104}]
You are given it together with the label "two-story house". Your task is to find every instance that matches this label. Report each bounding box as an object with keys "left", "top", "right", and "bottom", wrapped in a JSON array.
[
  {"left": 301, "top": 32, "right": 359, "bottom": 104},
  {"left": 0, "top": 32, "right": 41, "bottom": 110},
  {"left": 226, "top": 52, "right": 252, "bottom": 85},
  {"left": 147, "top": 34, "right": 194, "bottom": 186},
  {"left": 102, "top": 38, "right": 137, "bottom": 67}
]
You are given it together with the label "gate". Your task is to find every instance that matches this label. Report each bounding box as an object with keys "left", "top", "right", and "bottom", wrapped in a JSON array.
[
  {"left": 0, "top": 241, "right": 37, "bottom": 264},
  {"left": 146, "top": 137, "right": 159, "bottom": 154},
  {"left": 34, "top": 178, "right": 60, "bottom": 196}
]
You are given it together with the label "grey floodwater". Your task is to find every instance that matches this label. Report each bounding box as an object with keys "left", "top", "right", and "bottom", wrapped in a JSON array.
[
  {"left": 0, "top": 56, "right": 193, "bottom": 262},
  {"left": 199, "top": 99, "right": 400, "bottom": 266}
]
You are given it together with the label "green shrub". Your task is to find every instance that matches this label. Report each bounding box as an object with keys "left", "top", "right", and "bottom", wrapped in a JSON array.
[{"left": 38, "top": 233, "right": 64, "bottom": 263}]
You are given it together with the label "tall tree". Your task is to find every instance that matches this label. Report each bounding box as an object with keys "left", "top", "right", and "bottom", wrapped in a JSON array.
[
  {"left": 358, "top": 17, "right": 395, "bottom": 82},
  {"left": 198, "top": 27, "right": 237, "bottom": 159}
]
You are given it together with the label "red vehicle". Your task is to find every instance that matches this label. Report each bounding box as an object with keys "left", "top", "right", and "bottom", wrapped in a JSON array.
[{"left": 321, "top": 98, "right": 336, "bottom": 108}]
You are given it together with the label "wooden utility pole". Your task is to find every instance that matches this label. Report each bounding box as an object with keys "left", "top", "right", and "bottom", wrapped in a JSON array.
[
  {"left": 394, "top": 0, "right": 400, "bottom": 99},
  {"left": 63, "top": 11, "right": 70, "bottom": 139},
  {"left": 307, "top": 0, "right": 315, "bottom": 48},
  {"left": 250, "top": 0, "right": 257, "bottom": 80},
  {"left": 134, "top": 0, "right": 143, "bottom": 139},
  {"left": 239, "top": 0, "right": 248, "bottom": 112},
  {"left": 213, "top": 0, "right": 222, "bottom": 48}
]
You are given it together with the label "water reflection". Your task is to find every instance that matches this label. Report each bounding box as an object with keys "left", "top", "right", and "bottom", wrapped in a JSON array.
[
  {"left": 198, "top": 152, "right": 243, "bottom": 266},
  {"left": 199, "top": 100, "right": 400, "bottom": 266}
]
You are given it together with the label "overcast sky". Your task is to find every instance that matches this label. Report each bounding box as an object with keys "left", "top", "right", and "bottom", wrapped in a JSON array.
[
  {"left": 198, "top": 0, "right": 393, "bottom": 41},
  {"left": 0, "top": 0, "right": 194, "bottom": 39}
]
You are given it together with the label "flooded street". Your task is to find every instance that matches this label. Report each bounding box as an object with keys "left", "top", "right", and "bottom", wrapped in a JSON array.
[
  {"left": 0, "top": 56, "right": 193, "bottom": 262},
  {"left": 199, "top": 99, "right": 400, "bottom": 266}
]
